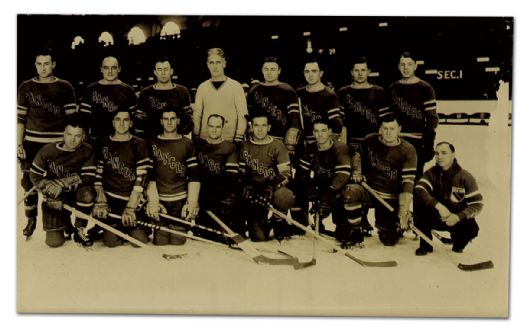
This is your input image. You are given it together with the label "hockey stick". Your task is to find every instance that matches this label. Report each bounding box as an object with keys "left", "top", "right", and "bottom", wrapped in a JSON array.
[
  {"left": 157, "top": 212, "right": 232, "bottom": 239},
  {"left": 205, "top": 210, "right": 301, "bottom": 268},
  {"left": 361, "top": 182, "right": 494, "bottom": 271},
  {"left": 63, "top": 205, "right": 181, "bottom": 260},
  {"left": 432, "top": 230, "right": 453, "bottom": 244},
  {"left": 17, "top": 186, "right": 36, "bottom": 206}
]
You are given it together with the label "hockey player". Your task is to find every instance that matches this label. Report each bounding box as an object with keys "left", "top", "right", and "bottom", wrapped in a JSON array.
[
  {"left": 388, "top": 51, "right": 438, "bottom": 180},
  {"left": 17, "top": 48, "right": 77, "bottom": 237},
  {"left": 238, "top": 114, "right": 295, "bottom": 242},
  {"left": 29, "top": 115, "right": 96, "bottom": 247},
  {"left": 345, "top": 113, "right": 417, "bottom": 246},
  {"left": 92, "top": 110, "right": 151, "bottom": 247},
  {"left": 247, "top": 57, "right": 301, "bottom": 155},
  {"left": 192, "top": 48, "right": 248, "bottom": 143},
  {"left": 297, "top": 58, "right": 343, "bottom": 145},
  {"left": 294, "top": 119, "right": 355, "bottom": 246},
  {"left": 413, "top": 142, "right": 482, "bottom": 255},
  {"left": 78, "top": 55, "right": 137, "bottom": 147},
  {"left": 134, "top": 57, "right": 193, "bottom": 138},
  {"left": 144, "top": 109, "right": 200, "bottom": 245},
  {"left": 194, "top": 114, "right": 241, "bottom": 239},
  {"left": 337, "top": 56, "right": 389, "bottom": 237}
]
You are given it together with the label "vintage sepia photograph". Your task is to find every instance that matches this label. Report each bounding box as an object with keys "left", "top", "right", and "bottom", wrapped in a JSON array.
[{"left": 15, "top": 12, "right": 513, "bottom": 320}]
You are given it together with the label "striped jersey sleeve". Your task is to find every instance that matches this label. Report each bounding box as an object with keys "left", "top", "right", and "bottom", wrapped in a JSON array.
[
  {"left": 401, "top": 143, "right": 418, "bottom": 193},
  {"left": 457, "top": 172, "right": 483, "bottom": 220},
  {"left": 186, "top": 141, "right": 200, "bottom": 182},
  {"left": 134, "top": 139, "right": 151, "bottom": 193},
  {"left": 330, "top": 143, "right": 352, "bottom": 190}
]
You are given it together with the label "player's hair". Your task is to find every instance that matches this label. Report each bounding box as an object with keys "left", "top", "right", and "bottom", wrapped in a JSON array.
[
  {"left": 207, "top": 48, "right": 226, "bottom": 59},
  {"left": 400, "top": 51, "right": 416, "bottom": 61},
  {"left": 63, "top": 113, "right": 86, "bottom": 132},
  {"left": 312, "top": 117, "right": 332, "bottom": 129},
  {"left": 111, "top": 109, "right": 134, "bottom": 121},
  {"left": 101, "top": 55, "right": 120, "bottom": 67},
  {"left": 263, "top": 56, "right": 280, "bottom": 67},
  {"left": 436, "top": 141, "right": 455, "bottom": 153},
  {"left": 249, "top": 112, "right": 270, "bottom": 124},
  {"left": 379, "top": 112, "right": 399, "bottom": 125},
  {"left": 160, "top": 108, "right": 181, "bottom": 118},
  {"left": 154, "top": 56, "right": 171, "bottom": 66},
  {"left": 352, "top": 56, "right": 368, "bottom": 67},
  {"left": 303, "top": 56, "right": 321, "bottom": 69},
  {"left": 35, "top": 48, "right": 54, "bottom": 62},
  {"left": 207, "top": 114, "right": 225, "bottom": 126}
]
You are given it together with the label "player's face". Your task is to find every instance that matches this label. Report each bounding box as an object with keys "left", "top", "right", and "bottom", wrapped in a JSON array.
[
  {"left": 262, "top": 62, "right": 281, "bottom": 83},
  {"left": 207, "top": 116, "right": 224, "bottom": 140},
  {"left": 251, "top": 117, "right": 270, "bottom": 140},
  {"left": 398, "top": 57, "right": 417, "bottom": 79},
  {"left": 207, "top": 54, "right": 226, "bottom": 78},
  {"left": 101, "top": 57, "right": 121, "bottom": 81},
  {"left": 303, "top": 62, "right": 323, "bottom": 86},
  {"left": 112, "top": 112, "right": 132, "bottom": 135},
  {"left": 63, "top": 126, "right": 85, "bottom": 150},
  {"left": 435, "top": 144, "right": 455, "bottom": 170},
  {"left": 160, "top": 111, "right": 179, "bottom": 134},
  {"left": 35, "top": 55, "right": 55, "bottom": 79},
  {"left": 351, "top": 63, "right": 370, "bottom": 84},
  {"left": 154, "top": 61, "right": 173, "bottom": 84},
  {"left": 380, "top": 120, "right": 401, "bottom": 144},
  {"left": 313, "top": 123, "right": 332, "bottom": 145}
]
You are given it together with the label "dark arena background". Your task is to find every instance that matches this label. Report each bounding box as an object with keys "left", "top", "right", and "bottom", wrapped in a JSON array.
[{"left": 17, "top": 15, "right": 513, "bottom": 105}]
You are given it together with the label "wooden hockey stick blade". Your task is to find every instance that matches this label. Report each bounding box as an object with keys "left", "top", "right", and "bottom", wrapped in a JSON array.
[
  {"left": 410, "top": 224, "right": 493, "bottom": 271},
  {"left": 205, "top": 210, "right": 299, "bottom": 267},
  {"left": 432, "top": 230, "right": 453, "bottom": 244},
  {"left": 268, "top": 205, "right": 398, "bottom": 267},
  {"left": 278, "top": 250, "right": 316, "bottom": 270},
  {"left": 63, "top": 205, "right": 176, "bottom": 261}
]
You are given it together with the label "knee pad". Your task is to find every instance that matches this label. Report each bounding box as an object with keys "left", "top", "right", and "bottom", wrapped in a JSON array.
[
  {"left": 343, "top": 184, "right": 366, "bottom": 204},
  {"left": 153, "top": 229, "right": 170, "bottom": 246},
  {"left": 129, "top": 229, "right": 149, "bottom": 247},
  {"left": 168, "top": 224, "right": 188, "bottom": 245},
  {"left": 103, "top": 229, "right": 124, "bottom": 247},
  {"left": 42, "top": 204, "right": 65, "bottom": 231},
  {"left": 273, "top": 187, "right": 295, "bottom": 211},
  {"left": 377, "top": 228, "right": 401, "bottom": 246},
  {"left": 45, "top": 230, "right": 65, "bottom": 248},
  {"left": 76, "top": 186, "right": 95, "bottom": 205}
]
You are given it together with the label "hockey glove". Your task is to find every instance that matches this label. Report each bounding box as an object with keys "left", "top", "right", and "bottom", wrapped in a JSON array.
[
  {"left": 444, "top": 214, "right": 460, "bottom": 227},
  {"left": 92, "top": 202, "right": 109, "bottom": 219},
  {"left": 45, "top": 196, "right": 63, "bottom": 210},
  {"left": 181, "top": 200, "right": 199, "bottom": 224},
  {"left": 271, "top": 174, "right": 290, "bottom": 188},
  {"left": 54, "top": 174, "right": 82, "bottom": 190},
  {"left": 122, "top": 207, "right": 137, "bottom": 227},
  {"left": 145, "top": 201, "right": 166, "bottom": 222},
  {"left": 37, "top": 179, "right": 63, "bottom": 199},
  {"left": 17, "top": 144, "right": 26, "bottom": 160}
]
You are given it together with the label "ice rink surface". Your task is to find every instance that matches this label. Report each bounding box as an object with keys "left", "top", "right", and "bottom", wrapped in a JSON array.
[{"left": 16, "top": 94, "right": 512, "bottom": 318}]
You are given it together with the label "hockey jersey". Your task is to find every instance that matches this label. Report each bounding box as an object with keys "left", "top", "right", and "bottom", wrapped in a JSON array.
[
  {"left": 337, "top": 84, "right": 388, "bottom": 142},
  {"left": 388, "top": 80, "right": 438, "bottom": 139},
  {"left": 361, "top": 134, "right": 417, "bottom": 199},
  {"left": 297, "top": 86, "right": 342, "bottom": 142},
  {"left": 30, "top": 142, "right": 96, "bottom": 186},
  {"left": 95, "top": 136, "right": 150, "bottom": 198},
  {"left": 79, "top": 81, "right": 137, "bottom": 139},
  {"left": 148, "top": 136, "right": 199, "bottom": 202},
  {"left": 239, "top": 137, "right": 291, "bottom": 186},
  {"left": 136, "top": 83, "right": 193, "bottom": 137},
  {"left": 297, "top": 141, "right": 352, "bottom": 191},
  {"left": 17, "top": 77, "right": 77, "bottom": 144},
  {"left": 414, "top": 159, "right": 483, "bottom": 220},
  {"left": 247, "top": 82, "right": 301, "bottom": 139}
]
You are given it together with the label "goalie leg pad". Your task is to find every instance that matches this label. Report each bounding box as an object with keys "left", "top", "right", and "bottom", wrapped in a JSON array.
[
  {"left": 273, "top": 187, "right": 295, "bottom": 212},
  {"left": 45, "top": 230, "right": 65, "bottom": 248},
  {"left": 42, "top": 202, "right": 66, "bottom": 231}
]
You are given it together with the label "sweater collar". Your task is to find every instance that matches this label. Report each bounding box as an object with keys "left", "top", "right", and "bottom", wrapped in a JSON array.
[{"left": 436, "top": 158, "right": 461, "bottom": 176}]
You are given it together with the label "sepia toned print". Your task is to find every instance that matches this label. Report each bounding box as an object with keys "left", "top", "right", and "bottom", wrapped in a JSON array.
[{"left": 17, "top": 15, "right": 512, "bottom": 317}]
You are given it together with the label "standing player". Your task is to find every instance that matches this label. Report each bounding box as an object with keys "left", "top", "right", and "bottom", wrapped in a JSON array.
[
  {"left": 145, "top": 109, "right": 200, "bottom": 246},
  {"left": 17, "top": 48, "right": 77, "bottom": 237},
  {"left": 134, "top": 57, "right": 193, "bottom": 138},
  {"left": 337, "top": 56, "right": 389, "bottom": 236},
  {"left": 294, "top": 120, "right": 355, "bottom": 246},
  {"left": 29, "top": 116, "right": 96, "bottom": 247},
  {"left": 414, "top": 142, "right": 482, "bottom": 255},
  {"left": 194, "top": 114, "right": 241, "bottom": 239},
  {"left": 78, "top": 55, "right": 137, "bottom": 147},
  {"left": 247, "top": 57, "right": 301, "bottom": 154},
  {"left": 345, "top": 114, "right": 417, "bottom": 246},
  {"left": 92, "top": 110, "right": 151, "bottom": 247},
  {"left": 238, "top": 114, "right": 295, "bottom": 242},
  {"left": 388, "top": 51, "right": 438, "bottom": 180},
  {"left": 192, "top": 48, "right": 248, "bottom": 143},
  {"left": 297, "top": 58, "right": 343, "bottom": 145}
]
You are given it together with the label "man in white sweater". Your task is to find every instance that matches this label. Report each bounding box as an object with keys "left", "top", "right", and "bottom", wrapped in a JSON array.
[{"left": 192, "top": 48, "right": 248, "bottom": 143}]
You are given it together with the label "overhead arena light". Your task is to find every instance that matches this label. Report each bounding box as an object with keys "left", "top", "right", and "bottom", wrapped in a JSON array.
[
  {"left": 71, "top": 36, "right": 85, "bottom": 50},
  {"left": 485, "top": 67, "right": 500, "bottom": 73},
  {"left": 425, "top": 69, "right": 438, "bottom": 75},
  {"left": 378, "top": 22, "right": 388, "bottom": 27},
  {"left": 306, "top": 39, "right": 313, "bottom": 54},
  {"left": 98, "top": 31, "right": 114, "bottom": 47},
  {"left": 477, "top": 57, "right": 490, "bottom": 63},
  {"left": 128, "top": 26, "right": 147, "bottom": 45},
  {"left": 416, "top": 60, "right": 425, "bottom": 65},
  {"left": 369, "top": 72, "right": 380, "bottom": 77},
  {"left": 161, "top": 21, "right": 181, "bottom": 39},
  {"left": 339, "top": 27, "right": 348, "bottom": 32},
  {"left": 303, "top": 31, "right": 311, "bottom": 36},
  {"left": 271, "top": 35, "right": 279, "bottom": 40}
]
